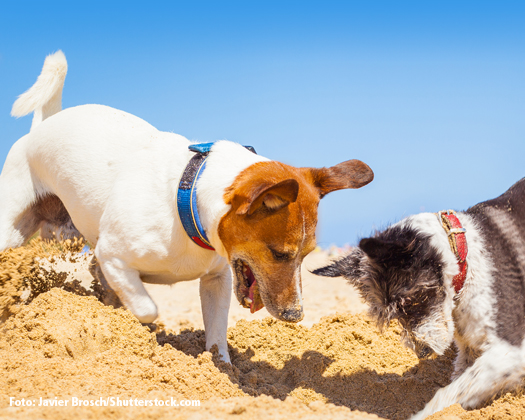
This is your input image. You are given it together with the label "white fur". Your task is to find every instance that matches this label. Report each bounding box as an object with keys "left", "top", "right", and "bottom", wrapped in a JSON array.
[
  {"left": 1, "top": 53, "right": 274, "bottom": 363},
  {"left": 403, "top": 212, "right": 515, "bottom": 419},
  {"left": 412, "top": 310, "right": 453, "bottom": 356},
  {"left": 412, "top": 340, "right": 525, "bottom": 420},
  {"left": 11, "top": 51, "right": 67, "bottom": 131},
  {"left": 451, "top": 213, "right": 497, "bottom": 358}
]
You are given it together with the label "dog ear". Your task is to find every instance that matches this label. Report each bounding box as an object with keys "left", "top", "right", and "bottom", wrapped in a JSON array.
[
  {"left": 312, "top": 249, "right": 363, "bottom": 284},
  {"left": 236, "top": 178, "right": 299, "bottom": 215},
  {"left": 359, "top": 237, "right": 403, "bottom": 260},
  {"left": 312, "top": 262, "right": 343, "bottom": 278},
  {"left": 308, "top": 159, "right": 374, "bottom": 198},
  {"left": 360, "top": 237, "right": 416, "bottom": 269}
]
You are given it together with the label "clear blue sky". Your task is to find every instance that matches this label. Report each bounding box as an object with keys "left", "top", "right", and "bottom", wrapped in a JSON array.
[{"left": 1, "top": 1, "right": 524, "bottom": 247}]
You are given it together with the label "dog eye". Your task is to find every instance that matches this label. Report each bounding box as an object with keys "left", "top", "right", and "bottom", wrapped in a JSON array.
[{"left": 270, "top": 249, "right": 292, "bottom": 261}]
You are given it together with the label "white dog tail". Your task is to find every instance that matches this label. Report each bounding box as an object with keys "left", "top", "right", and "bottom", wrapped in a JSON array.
[{"left": 11, "top": 50, "right": 68, "bottom": 131}]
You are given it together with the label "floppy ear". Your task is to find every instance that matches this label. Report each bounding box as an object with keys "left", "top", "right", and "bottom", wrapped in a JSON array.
[
  {"left": 236, "top": 178, "right": 299, "bottom": 215},
  {"left": 309, "top": 159, "right": 374, "bottom": 198}
]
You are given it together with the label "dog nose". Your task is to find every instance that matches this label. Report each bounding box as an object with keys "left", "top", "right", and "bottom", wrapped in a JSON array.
[
  {"left": 416, "top": 344, "right": 434, "bottom": 359},
  {"left": 280, "top": 307, "right": 304, "bottom": 322}
]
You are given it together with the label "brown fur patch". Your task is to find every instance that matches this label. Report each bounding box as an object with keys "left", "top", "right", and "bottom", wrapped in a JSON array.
[{"left": 219, "top": 158, "right": 372, "bottom": 320}]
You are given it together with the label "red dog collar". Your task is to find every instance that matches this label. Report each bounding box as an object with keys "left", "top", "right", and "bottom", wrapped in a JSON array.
[{"left": 437, "top": 210, "right": 468, "bottom": 293}]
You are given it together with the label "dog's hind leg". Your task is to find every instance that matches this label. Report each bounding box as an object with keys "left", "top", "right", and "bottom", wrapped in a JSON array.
[
  {"left": 200, "top": 267, "right": 232, "bottom": 363},
  {"left": 0, "top": 144, "right": 42, "bottom": 251},
  {"left": 0, "top": 192, "right": 80, "bottom": 251},
  {"left": 411, "top": 343, "right": 525, "bottom": 419},
  {"left": 0, "top": 205, "right": 41, "bottom": 251},
  {"left": 0, "top": 158, "right": 81, "bottom": 251}
]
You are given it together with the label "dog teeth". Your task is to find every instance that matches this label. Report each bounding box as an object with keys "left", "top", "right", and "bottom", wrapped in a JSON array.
[{"left": 244, "top": 297, "right": 253, "bottom": 305}]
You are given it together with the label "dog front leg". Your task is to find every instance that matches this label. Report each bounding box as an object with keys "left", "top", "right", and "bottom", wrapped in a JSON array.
[
  {"left": 96, "top": 254, "right": 158, "bottom": 323},
  {"left": 411, "top": 344, "right": 523, "bottom": 420},
  {"left": 200, "top": 269, "right": 232, "bottom": 363},
  {"left": 451, "top": 341, "right": 479, "bottom": 381},
  {"left": 88, "top": 255, "right": 123, "bottom": 309}
]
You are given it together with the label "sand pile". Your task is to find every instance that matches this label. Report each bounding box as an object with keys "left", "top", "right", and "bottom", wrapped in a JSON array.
[
  {"left": 0, "top": 238, "right": 87, "bottom": 322},
  {"left": 0, "top": 289, "right": 372, "bottom": 420},
  {"left": 1, "top": 242, "right": 525, "bottom": 420}
]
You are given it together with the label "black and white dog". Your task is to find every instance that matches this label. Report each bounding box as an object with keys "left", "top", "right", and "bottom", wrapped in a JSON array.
[{"left": 314, "top": 178, "right": 525, "bottom": 419}]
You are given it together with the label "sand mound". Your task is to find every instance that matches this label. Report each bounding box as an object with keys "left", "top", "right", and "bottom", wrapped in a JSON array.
[
  {"left": 2, "top": 242, "right": 525, "bottom": 419},
  {"left": 0, "top": 288, "right": 447, "bottom": 419},
  {"left": 0, "top": 288, "right": 372, "bottom": 420},
  {"left": 0, "top": 238, "right": 88, "bottom": 322}
]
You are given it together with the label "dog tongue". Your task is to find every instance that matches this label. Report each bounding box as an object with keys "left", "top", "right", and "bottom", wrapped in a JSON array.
[
  {"left": 248, "top": 280, "right": 264, "bottom": 313},
  {"left": 246, "top": 266, "right": 264, "bottom": 313}
]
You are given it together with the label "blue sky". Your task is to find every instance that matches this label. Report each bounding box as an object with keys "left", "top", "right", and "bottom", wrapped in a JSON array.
[{"left": 1, "top": 1, "right": 524, "bottom": 246}]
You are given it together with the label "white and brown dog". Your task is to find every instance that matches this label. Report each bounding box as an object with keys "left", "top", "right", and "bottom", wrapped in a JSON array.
[
  {"left": 1, "top": 51, "right": 373, "bottom": 363},
  {"left": 314, "top": 178, "right": 525, "bottom": 418}
]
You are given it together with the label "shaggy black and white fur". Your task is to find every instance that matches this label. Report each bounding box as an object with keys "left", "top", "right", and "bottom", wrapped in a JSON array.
[{"left": 314, "top": 178, "right": 525, "bottom": 419}]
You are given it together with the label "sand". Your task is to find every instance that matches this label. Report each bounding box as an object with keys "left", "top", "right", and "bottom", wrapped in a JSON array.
[{"left": 1, "top": 240, "right": 524, "bottom": 419}]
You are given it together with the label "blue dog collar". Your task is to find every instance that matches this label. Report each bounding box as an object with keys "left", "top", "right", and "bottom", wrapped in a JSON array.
[{"left": 177, "top": 142, "right": 257, "bottom": 251}]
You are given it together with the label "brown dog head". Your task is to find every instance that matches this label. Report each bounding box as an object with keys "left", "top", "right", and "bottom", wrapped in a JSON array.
[{"left": 218, "top": 159, "right": 373, "bottom": 322}]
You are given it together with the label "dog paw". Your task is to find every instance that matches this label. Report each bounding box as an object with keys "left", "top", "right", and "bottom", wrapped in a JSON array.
[{"left": 133, "top": 305, "right": 158, "bottom": 324}]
